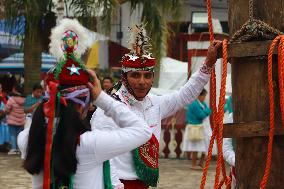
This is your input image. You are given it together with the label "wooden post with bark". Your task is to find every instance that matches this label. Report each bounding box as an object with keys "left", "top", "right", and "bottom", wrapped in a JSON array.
[{"left": 222, "top": 0, "right": 284, "bottom": 188}]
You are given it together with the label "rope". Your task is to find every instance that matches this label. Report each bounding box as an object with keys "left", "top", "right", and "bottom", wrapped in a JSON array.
[
  {"left": 206, "top": 0, "right": 214, "bottom": 43},
  {"left": 228, "top": 0, "right": 284, "bottom": 187},
  {"left": 230, "top": 0, "right": 282, "bottom": 43},
  {"left": 230, "top": 19, "right": 282, "bottom": 43},
  {"left": 213, "top": 39, "right": 229, "bottom": 189},
  {"left": 218, "top": 39, "right": 229, "bottom": 187},
  {"left": 200, "top": 39, "right": 230, "bottom": 189},
  {"left": 260, "top": 35, "right": 284, "bottom": 189},
  {"left": 278, "top": 37, "right": 284, "bottom": 126},
  {"left": 207, "top": 0, "right": 216, "bottom": 152},
  {"left": 249, "top": 0, "right": 254, "bottom": 20},
  {"left": 199, "top": 0, "right": 230, "bottom": 188},
  {"left": 204, "top": 1, "right": 284, "bottom": 188}
]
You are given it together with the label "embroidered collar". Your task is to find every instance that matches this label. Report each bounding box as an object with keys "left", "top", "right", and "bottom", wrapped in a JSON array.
[
  {"left": 118, "top": 85, "right": 154, "bottom": 110},
  {"left": 119, "top": 85, "right": 138, "bottom": 106}
]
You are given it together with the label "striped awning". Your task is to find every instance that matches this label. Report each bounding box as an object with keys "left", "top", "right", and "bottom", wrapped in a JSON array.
[{"left": 0, "top": 52, "right": 56, "bottom": 73}]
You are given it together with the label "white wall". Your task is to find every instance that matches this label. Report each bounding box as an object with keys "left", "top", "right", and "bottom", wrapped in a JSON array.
[
  {"left": 108, "top": 0, "right": 228, "bottom": 48},
  {"left": 110, "top": 2, "right": 142, "bottom": 48},
  {"left": 165, "top": 0, "right": 228, "bottom": 22}
]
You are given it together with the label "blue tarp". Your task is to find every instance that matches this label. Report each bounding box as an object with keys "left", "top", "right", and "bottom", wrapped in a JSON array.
[
  {"left": 0, "top": 16, "right": 24, "bottom": 51},
  {"left": 0, "top": 16, "right": 25, "bottom": 35},
  {"left": 0, "top": 52, "right": 56, "bottom": 73}
]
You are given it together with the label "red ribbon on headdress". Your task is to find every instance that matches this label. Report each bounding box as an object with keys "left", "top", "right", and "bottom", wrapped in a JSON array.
[{"left": 43, "top": 81, "right": 58, "bottom": 189}]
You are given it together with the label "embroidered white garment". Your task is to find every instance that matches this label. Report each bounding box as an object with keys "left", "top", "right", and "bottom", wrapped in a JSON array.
[
  {"left": 223, "top": 112, "right": 235, "bottom": 166},
  {"left": 17, "top": 92, "right": 152, "bottom": 189},
  {"left": 91, "top": 69, "right": 211, "bottom": 182}
]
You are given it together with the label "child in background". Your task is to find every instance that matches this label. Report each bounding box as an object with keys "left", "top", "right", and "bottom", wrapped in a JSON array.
[{"left": 5, "top": 85, "right": 25, "bottom": 155}]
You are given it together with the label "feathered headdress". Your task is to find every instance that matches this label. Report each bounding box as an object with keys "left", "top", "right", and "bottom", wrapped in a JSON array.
[
  {"left": 49, "top": 18, "right": 89, "bottom": 60},
  {"left": 121, "top": 24, "right": 156, "bottom": 72},
  {"left": 47, "top": 18, "right": 90, "bottom": 86}
]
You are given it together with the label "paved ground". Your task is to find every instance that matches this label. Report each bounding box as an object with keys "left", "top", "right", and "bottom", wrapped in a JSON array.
[{"left": 0, "top": 153, "right": 220, "bottom": 189}]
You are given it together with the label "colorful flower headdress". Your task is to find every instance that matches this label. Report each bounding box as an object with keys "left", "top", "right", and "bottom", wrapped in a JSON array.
[{"left": 47, "top": 18, "right": 90, "bottom": 86}]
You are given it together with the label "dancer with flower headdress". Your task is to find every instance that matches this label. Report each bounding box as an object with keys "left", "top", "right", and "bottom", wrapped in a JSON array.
[
  {"left": 91, "top": 24, "right": 222, "bottom": 189},
  {"left": 17, "top": 19, "right": 152, "bottom": 189}
]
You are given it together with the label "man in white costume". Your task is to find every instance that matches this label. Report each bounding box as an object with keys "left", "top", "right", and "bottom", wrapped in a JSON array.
[{"left": 91, "top": 24, "right": 222, "bottom": 189}]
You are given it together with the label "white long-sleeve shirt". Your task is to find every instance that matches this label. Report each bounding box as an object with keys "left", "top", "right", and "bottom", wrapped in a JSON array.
[
  {"left": 223, "top": 112, "right": 235, "bottom": 166},
  {"left": 17, "top": 92, "right": 152, "bottom": 189},
  {"left": 91, "top": 70, "right": 211, "bottom": 181}
]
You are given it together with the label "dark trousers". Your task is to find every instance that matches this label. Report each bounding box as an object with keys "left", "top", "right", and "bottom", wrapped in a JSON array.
[{"left": 120, "top": 180, "right": 148, "bottom": 189}]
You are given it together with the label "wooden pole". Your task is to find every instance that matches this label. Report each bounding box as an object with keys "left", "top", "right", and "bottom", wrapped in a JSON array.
[{"left": 228, "top": 0, "right": 284, "bottom": 188}]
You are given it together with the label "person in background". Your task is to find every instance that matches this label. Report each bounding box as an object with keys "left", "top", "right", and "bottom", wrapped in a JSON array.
[
  {"left": 0, "top": 83, "right": 8, "bottom": 104},
  {"left": 86, "top": 76, "right": 115, "bottom": 122},
  {"left": 102, "top": 76, "right": 114, "bottom": 92},
  {"left": 182, "top": 89, "right": 211, "bottom": 170},
  {"left": 24, "top": 83, "right": 43, "bottom": 117},
  {"left": 5, "top": 85, "right": 25, "bottom": 155},
  {"left": 224, "top": 95, "right": 233, "bottom": 115},
  {"left": 0, "top": 83, "right": 10, "bottom": 152},
  {"left": 24, "top": 83, "right": 43, "bottom": 128},
  {"left": 85, "top": 76, "right": 115, "bottom": 122}
]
